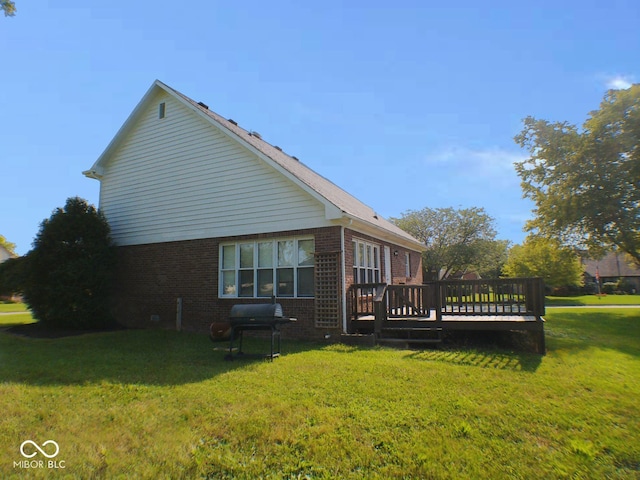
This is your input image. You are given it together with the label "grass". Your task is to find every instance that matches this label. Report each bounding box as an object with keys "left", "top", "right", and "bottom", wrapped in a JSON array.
[
  {"left": 0, "top": 302, "right": 33, "bottom": 328},
  {"left": 0, "top": 302, "right": 28, "bottom": 313},
  {"left": 545, "top": 294, "right": 640, "bottom": 306},
  {"left": 0, "top": 307, "right": 639, "bottom": 478}
]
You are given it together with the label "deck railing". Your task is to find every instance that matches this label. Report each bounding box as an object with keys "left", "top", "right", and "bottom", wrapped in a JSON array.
[
  {"left": 434, "top": 277, "right": 545, "bottom": 318},
  {"left": 348, "top": 277, "right": 545, "bottom": 326},
  {"left": 347, "top": 283, "right": 386, "bottom": 319}
]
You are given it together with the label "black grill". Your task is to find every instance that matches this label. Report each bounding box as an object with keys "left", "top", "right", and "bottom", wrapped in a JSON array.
[
  {"left": 223, "top": 302, "right": 296, "bottom": 360},
  {"left": 229, "top": 303, "right": 289, "bottom": 327}
]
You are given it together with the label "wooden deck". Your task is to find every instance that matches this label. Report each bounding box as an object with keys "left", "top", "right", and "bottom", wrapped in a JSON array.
[{"left": 347, "top": 278, "right": 546, "bottom": 353}]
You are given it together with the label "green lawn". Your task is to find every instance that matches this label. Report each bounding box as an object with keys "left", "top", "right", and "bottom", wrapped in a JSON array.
[
  {"left": 0, "top": 308, "right": 638, "bottom": 478},
  {"left": 546, "top": 294, "right": 640, "bottom": 306},
  {"left": 0, "top": 302, "right": 28, "bottom": 313}
]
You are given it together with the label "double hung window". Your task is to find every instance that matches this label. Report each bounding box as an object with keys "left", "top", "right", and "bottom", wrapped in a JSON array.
[{"left": 352, "top": 239, "right": 380, "bottom": 283}]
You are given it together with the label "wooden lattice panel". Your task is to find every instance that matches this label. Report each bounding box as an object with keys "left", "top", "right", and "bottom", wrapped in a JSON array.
[{"left": 314, "top": 251, "right": 342, "bottom": 328}]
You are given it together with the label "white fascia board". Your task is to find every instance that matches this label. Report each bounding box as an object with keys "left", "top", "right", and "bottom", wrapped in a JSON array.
[
  {"left": 83, "top": 80, "right": 163, "bottom": 179},
  {"left": 344, "top": 215, "right": 427, "bottom": 252}
]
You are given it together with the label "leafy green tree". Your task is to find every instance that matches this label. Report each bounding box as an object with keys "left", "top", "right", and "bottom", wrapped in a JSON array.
[
  {"left": 503, "top": 236, "right": 584, "bottom": 288},
  {"left": 391, "top": 206, "right": 498, "bottom": 280},
  {"left": 514, "top": 84, "right": 640, "bottom": 266},
  {"left": 475, "top": 239, "right": 511, "bottom": 279},
  {"left": 0, "top": 234, "right": 17, "bottom": 256},
  {"left": 21, "top": 197, "right": 117, "bottom": 329},
  {"left": 0, "top": 256, "right": 26, "bottom": 297},
  {"left": 0, "top": 235, "right": 20, "bottom": 298},
  {"left": 1, "top": 1, "right": 16, "bottom": 16}
]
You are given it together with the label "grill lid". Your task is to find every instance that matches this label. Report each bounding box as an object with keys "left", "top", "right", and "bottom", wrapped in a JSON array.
[{"left": 229, "top": 303, "right": 284, "bottom": 319}]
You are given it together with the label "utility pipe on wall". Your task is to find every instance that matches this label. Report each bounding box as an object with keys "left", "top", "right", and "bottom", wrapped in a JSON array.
[{"left": 176, "top": 297, "right": 183, "bottom": 331}]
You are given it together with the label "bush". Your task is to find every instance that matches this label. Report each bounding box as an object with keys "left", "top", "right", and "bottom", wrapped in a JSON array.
[
  {"left": 616, "top": 279, "right": 635, "bottom": 294},
  {"left": 602, "top": 282, "right": 617, "bottom": 295},
  {"left": 22, "top": 197, "right": 117, "bottom": 329},
  {"left": 0, "top": 256, "right": 26, "bottom": 297}
]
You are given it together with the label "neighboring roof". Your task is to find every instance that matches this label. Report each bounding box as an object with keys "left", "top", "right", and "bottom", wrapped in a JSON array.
[
  {"left": 0, "top": 244, "right": 16, "bottom": 263},
  {"left": 582, "top": 252, "right": 640, "bottom": 278},
  {"left": 85, "top": 80, "right": 425, "bottom": 251}
]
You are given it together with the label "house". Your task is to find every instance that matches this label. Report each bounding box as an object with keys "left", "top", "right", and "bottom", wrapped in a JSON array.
[
  {"left": 83, "top": 80, "right": 426, "bottom": 339},
  {"left": 0, "top": 244, "right": 13, "bottom": 264},
  {"left": 582, "top": 252, "right": 640, "bottom": 293}
]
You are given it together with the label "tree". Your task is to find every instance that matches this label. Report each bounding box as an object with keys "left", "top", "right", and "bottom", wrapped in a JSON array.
[
  {"left": 1, "top": 1, "right": 16, "bottom": 16},
  {"left": 21, "top": 197, "right": 117, "bottom": 329},
  {"left": 0, "top": 234, "right": 17, "bottom": 256},
  {"left": 0, "top": 235, "right": 20, "bottom": 298},
  {"left": 391, "top": 206, "right": 498, "bottom": 280},
  {"left": 502, "top": 236, "right": 584, "bottom": 288},
  {"left": 475, "top": 239, "right": 511, "bottom": 279},
  {"left": 514, "top": 84, "right": 640, "bottom": 266},
  {"left": 0, "top": 257, "right": 26, "bottom": 297}
]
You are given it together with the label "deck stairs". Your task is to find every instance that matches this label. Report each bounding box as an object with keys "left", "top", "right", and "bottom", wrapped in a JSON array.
[{"left": 376, "top": 315, "right": 443, "bottom": 347}]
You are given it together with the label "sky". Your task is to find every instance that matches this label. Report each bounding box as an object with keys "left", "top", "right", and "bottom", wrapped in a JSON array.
[{"left": 1, "top": 0, "right": 638, "bottom": 255}]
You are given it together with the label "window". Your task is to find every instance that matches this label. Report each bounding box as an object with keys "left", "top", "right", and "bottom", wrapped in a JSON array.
[
  {"left": 220, "top": 237, "right": 315, "bottom": 298},
  {"left": 158, "top": 102, "right": 166, "bottom": 119},
  {"left": 352, "top": 239, "right": 380, "bottom": 283},
  {"left": 405, "top": 252, "right": 411, "bottom": 278}
]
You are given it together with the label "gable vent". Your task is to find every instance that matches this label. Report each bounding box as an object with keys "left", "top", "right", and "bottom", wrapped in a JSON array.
[
  {"left": 249, "top": 131, "right": 262, "bottom": 139},
  {"left": 274, "top": 146, "right": 282, "bottom": 151},
  {"left": 197, "top": 101, "right": 209, "bottom": 110},
  {"left": 228, "top": 118, "right": 238, "bottom": 126}
]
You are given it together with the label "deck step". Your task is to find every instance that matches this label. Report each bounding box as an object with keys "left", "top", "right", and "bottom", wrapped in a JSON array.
[
  {"left": 339, "top": 333, "right": 376, "bottom": 347},
  {"left": 377, "top": 337, "right": 442, "bottom": 347},
  {"left": 382, "top": 327, "right": 443, "bottom": 332}
]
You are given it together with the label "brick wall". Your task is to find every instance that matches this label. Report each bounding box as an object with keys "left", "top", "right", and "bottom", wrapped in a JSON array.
[
  {"left": 111, "top": 226, "right": 343, "bottom": 340},
  {"left": 111, "top": 226, "right": 422, "bottom": 341}
]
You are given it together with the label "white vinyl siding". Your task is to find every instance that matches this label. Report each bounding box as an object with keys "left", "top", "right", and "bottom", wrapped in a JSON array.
[{"left": 99, "top": 91, "right": 329, "bottom": 246}]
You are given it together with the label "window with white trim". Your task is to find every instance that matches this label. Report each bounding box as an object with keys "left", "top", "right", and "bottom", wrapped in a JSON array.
[
  {"left": 220, "top": 238, "right": 315, "bottom": 298},
  {"left": 405, "top": 252, "right": 411, "bottom": 278},
  {"left": 352, "top": 239, "right": 380, "bottom": 283}
]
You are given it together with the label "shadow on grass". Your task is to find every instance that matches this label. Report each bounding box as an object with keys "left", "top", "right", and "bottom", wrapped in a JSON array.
[
  {"left": 405, "top": 331, "right": 543, "bottom": 372},
  {"left": 323, "top": 332, "right": 543, "bottom": 372},
  {"left": 544, "top": 310, "right": 640, "bottom": 358},
  {"left": 405, "top": 348, "right": 543, "bottom": 372},
  {"left": 0, "top": 328, "right": 315, "bottom": 387}
]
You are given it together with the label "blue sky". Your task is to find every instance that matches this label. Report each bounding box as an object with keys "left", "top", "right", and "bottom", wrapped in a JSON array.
[{"left": 1, "top": 0, "right": 638, "bottom": 255}]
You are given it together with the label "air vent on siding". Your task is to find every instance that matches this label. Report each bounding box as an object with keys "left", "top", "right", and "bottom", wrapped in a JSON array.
[
  {"left": 249, "top": 131, "right": 262, "bottom": 139},
  {"left": 274, "top": 146, "right": 282, "bottom": 151},
  {"left": 228, "top": 118, "right": 238, "bottom": 126},
  {"left": 197, "top": 101, "right": 209, "bottom": 110}
]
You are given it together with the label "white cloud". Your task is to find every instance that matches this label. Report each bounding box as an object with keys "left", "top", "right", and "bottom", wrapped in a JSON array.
[
  {"left": 605, "top": 75, "right": 633, "bottom": 90},
  {"left": 427, "top": 146, "right": 526, "bottom": 176}
]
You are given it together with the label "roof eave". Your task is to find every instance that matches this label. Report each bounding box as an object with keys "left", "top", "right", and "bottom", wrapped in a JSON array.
[
  {"left": 341, "top": 214, "right": 427, "bottom": 252},
  {"left": 84, "top": 80, "right": 166, "bottom": 178}
]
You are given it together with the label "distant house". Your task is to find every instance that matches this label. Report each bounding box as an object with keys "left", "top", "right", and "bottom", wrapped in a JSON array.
[
  {"left": 0, "top": 244, "right": 13, "bottom": 264},
  {"left": 83, "top": 80, "right": 425, "bottom": 339},
  {"left": 582, "top": 252, "right": 640, "bottom": 292}
]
